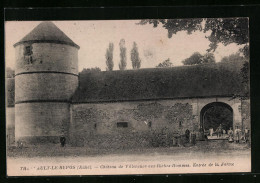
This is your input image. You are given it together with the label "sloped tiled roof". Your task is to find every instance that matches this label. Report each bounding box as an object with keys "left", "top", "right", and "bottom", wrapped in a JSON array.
[
  {"left": 72, "top": 61, "right": 248, "bottom": 103},
  {"left": 14, "top": 21, "right": 80, "bottom": 49}
]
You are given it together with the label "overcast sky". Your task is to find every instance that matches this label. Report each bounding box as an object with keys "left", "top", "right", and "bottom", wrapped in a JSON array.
[{"left": 5, "top": 20, "right": 244, "bottom": 71}]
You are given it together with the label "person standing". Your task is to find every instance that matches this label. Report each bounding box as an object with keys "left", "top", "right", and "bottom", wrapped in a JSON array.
[
  {"left": 228, "top": 127, "right": 234, "bottom": 143},
  {"left": 244, "top": 127, "right": 250, "bottom": 143},
  {"left": 209, "top": 127, "right": 214, "bottom": 137},
  {"left": 190, "top": 130, "right": 196, "bottom": 145},
  {"left": 216, "top": 124, "right": 223, "bottom": 138},
  {"left": 234, "top": 126, "right": 241, "bottom": 143},
  {"left": 185, "top": 129, "right": 190, "bottom": 143},
  {"left": 60, "top": 136, "right": 66, "bottom": 147}
]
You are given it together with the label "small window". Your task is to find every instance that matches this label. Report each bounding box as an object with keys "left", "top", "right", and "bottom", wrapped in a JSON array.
[
  {"left": 148, "top": 121, "right": 152, "bottom": 128},
  {"left": 94, "top": 123, "right": 97, "bottom": 129},
  {"left": 24, "top": 45, "right": 33, "bottom": 56},
  {"left": 117, "top": 122, "right": 128, "bottom": 128}
]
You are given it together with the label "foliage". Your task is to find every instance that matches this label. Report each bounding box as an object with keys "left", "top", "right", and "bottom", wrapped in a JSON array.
[
  {"left": 203, "top": 105, "right": 233, "bottom": 131},
  {"left": 182, "top": 52, "right": 203, "bottom": 65},
  {"left": 156, "top": 58, "right": 173, "bottom": 68},
  {"left": 139, "top": 18, "right": 249, "bottom": 55},
  {"left": 150, "top": 128, "right": 172, "bottom": 147},
  {"left": 119, "top": 39, "right": 127, "bottom": 70},
  {"left": 105, "top": 42, "right": 114, "bottom": 71},
  {"left": 131, "top": 42, "right": 141, "bottom": 69},
  {"left": 220, "top": 52, "right": 249, "bottom": 99},
  {"left": 202, "top": 53, "right": 216, "bottom": 64},
  {"left": 182, "top": 52, "right": 216, "bottom": 65},
  {"left": 80, "top": 67, "right": 101, "bottom": 74},
  {"left": 220, "top": 53, "right": 246, "bottom": 63},
  {"left": 6, "top": 67, "right": 15, "bottom": 78}
]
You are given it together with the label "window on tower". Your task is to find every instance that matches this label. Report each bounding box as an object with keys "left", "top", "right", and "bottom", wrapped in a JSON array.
[{"left": 24, "top": 45, "right": 33, "bottom": 56}]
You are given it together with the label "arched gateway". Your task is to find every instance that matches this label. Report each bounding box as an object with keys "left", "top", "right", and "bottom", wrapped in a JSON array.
[{"left": 200, "top": 102, "right": 233, "bottom": 136}]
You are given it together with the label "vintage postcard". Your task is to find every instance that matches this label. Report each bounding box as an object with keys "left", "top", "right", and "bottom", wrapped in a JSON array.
[{"left": 5, "top": 18, "right": 250, "bottom": 176}]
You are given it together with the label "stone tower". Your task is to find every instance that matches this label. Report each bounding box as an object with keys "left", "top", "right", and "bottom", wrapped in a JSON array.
[{"left": 14, "top": 22, "right": 80, "bottom": 145}]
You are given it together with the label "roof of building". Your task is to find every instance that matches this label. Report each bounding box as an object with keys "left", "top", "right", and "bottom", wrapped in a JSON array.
[
  {"left": 14, "top": 21, "right": 80, "bottom": 49},
  {"left": 72, "top": 61, "right": 248, "bottom": 103}
]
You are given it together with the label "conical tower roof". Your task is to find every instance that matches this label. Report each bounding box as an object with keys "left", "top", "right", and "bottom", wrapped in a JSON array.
[{"left": 14, "top": 21, "right": 80, "bottom": 49}]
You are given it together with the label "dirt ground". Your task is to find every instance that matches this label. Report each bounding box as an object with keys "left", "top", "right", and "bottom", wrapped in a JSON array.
[
  {"left": 7, "top": 140, "right": 250, "bottom": 158},
  {"left": 6, "top": 140, "right": 251, "bottom": 176}
]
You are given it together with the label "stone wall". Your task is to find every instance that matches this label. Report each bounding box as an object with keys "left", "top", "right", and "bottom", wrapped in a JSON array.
[
  {"left": 70, "top": 97, "right": 248, "bottom": 148},
  {"left": 15, "top": 102, "right": 70, "bottom": 145},
  {"left": 15, "top": 43, "right": 78, "bottom": 75},
  {"left": 6, "top": 107, "right": 15, "bottom": 146},
  {"left": 14, "top": 42, "right": 78, "bottom": 145},
  {"left": 15, "top": 73, "right": 78, "bottom": 102},
  {"left": 71, "top": 99, "right": 197, "bottom": 148},
  {"left": 241, "top": 99, "right": 250, "bottom": 129}
]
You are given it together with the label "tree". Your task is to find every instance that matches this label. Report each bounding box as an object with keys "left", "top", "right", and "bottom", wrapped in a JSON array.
[
  {"left": 202, "top": 52, "right": 216, "bottom": 64},
  {"left": 182, "top": 52, "right": 203, "bottom": 65},
  {"left": 220, "top": 53, "right": 246, "bottom": 63},
  {"left": 156, "top": 58, "right": 173, "bottom": 68},
  {"left": 138, "top": 18, "right": 249, "bottom": 56},
  {"left": 131, "top": 42, "right": 141, "bottom": 69},
  {"left": 105, "top": 42, "right": 114, "bottom": 71},
  {"left": 119, "top": 39, "right": 127, "bottom": 70},
  {"left": 81, "top": 67, "right": 101, "bottom": 74},
  {"left": 182, "top": 52, "right": 216, "bottom": 65}
]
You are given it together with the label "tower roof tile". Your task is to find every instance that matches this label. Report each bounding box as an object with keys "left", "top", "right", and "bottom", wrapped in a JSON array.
[{"left": 14, "top": 21, "right": 80, "bottom": 49}]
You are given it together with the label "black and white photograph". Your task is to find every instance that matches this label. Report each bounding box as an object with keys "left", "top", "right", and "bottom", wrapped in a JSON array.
[{"left": 5, "top": 18, "right": 250, "bottom": 176}]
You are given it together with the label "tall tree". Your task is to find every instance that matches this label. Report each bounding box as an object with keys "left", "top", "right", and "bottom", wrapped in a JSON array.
[
  {"left": 119, "top": 39, "right": 127, "bottom": 70},
  {"left": 139, "top": 18, "right": 249, "bottom": 56},
  {"left": 105, "top": 42, "right": 114, "bottom": 71},
  {"left": 131, "top": 42, "right": 141, "bottom": 69},
  {"left": 156, "top": 58, "right": 173, "bottom": 68}
]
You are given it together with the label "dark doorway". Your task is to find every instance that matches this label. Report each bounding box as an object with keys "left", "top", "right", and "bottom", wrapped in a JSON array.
[{"left": 200, "top": 102, "right": 233, "bottom": 133}]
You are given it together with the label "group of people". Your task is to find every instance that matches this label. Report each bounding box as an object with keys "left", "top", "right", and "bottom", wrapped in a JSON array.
[
  {"left": 209, "top": 124, "right": 250, "bottom": 143},
  {"left": 209, "top": 124, "right": 226, "bottom": 138},
  {"left": 227, "top": 126, "right": 250, "bottom": 143}
]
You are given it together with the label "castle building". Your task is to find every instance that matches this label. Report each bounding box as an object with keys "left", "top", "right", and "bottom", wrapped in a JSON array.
[{"left": 6, "top": 22, "right": 250, "bottom": 148}]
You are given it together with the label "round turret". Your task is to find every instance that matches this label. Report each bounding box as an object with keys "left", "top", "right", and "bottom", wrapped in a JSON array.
[{"left": 14, "top": 22, "right": 80, "bottom": 145}]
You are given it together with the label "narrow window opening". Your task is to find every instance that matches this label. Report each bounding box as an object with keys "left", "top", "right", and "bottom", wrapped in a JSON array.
[
  {"left": 117, "top": 122, "right": 128, "bottom": 128},
  {"left": 24, "top": 45, "right": 33, "bottom": 56},
  {"left": 148, "top": 121, "right": 152, "bottom": 128}
]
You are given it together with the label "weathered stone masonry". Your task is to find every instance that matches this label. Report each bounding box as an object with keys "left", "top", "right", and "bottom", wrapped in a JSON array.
[{"left": 69, "top": 97, "right": 244, "bottom": 148}]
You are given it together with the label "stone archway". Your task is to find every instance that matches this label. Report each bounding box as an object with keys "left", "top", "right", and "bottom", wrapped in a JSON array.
[{"left": 200, "top": 102, "right": 233, "bottom": 133}]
